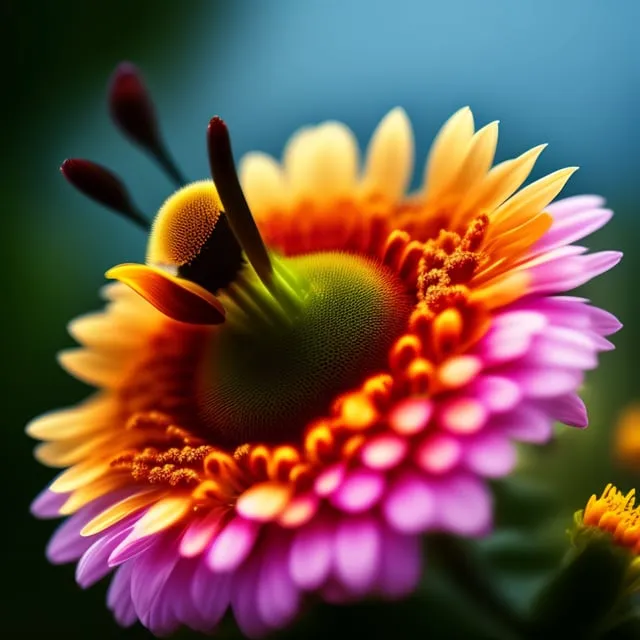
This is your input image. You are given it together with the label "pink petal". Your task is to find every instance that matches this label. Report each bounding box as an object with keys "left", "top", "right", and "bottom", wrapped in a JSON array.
[
  {"left": 130, "top": 537, "right": 179, "bottom": 619},
  {"left": 493, "top": 406, "right": 553, "bottom": 443},
  {"left": 415, "top": 434, "right": 462, "bottom": 475},
  {"left": 545, "top": 195, "right": 606, "bottom": 219},
  {"left": 289, "top": 514, "right": 334, "bottom": 590},
  {"left": 383, "top": 471, "right": 437, "bottom": 534},
  {"left": 76, "top": 526, "right": 131, "bottom": 588},
  {"left": 108, "top": 528, "right": 159, "bottom": 566},
  {"left": 434, "top": 474, "right": 492, "bottom": 536},
  {"left": 207, "top": 516, "right": 261, "bottom": 573},
  {"left": 107, "top": 563, "right": 137, "bottom": 627},
  {"left": 314, "top": 463, "right": 346, "bottom": 497},
  {"left": 535, "top": 207, "right": 612, "bottom": 253},
  {"left": 191, "top": 560, "right": 232, "bottom": 626},
  {"left": 540, "top": 393, "right": 588, "bottom": 428},
  {"left": 257, "top": 531, "right": 300, "bottom": 630},
  {"left": 179, "top": 511, "right": 224, "bottom": 558},
  {"left": 512, "top": 367, "right": 583, "bottom": 398},
  {"left": 471, "top": 375, "right": 521, "bottom": 413},
  {"left": 463, "top": 432, "right": 517, "bottom": 478},
  {"left": 377, "top": 528, "right": 422, "bottom": 598},
  {"left": 30, "top": 488, "right": 68, "bottom": 518},
  {"left": 169, "top": 559, "right": 214, "bottom": 633},
  {"left": 329, "top": 469, "right": 385, "bottom": 513},
  {"left": 439, "top": 397, "right": 488, "bottom": 434},
  {"left": 389, "top": 398, "right": 433, "bottom": 435},
  {"left": 231, "top": 550, "right": 270, "bottom": 639},
  {"left": 528, "top": 251, "right": 622, "bottom": 294},
  {"left": 334, "top": 515, "right": 381, "bottom": 595},
  {"left": 361, "top": 434, "right": 408, "bottom": 470}
]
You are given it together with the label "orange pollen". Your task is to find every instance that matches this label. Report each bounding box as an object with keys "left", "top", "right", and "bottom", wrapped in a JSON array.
[
  {"left": 417, "top": 214, "right": 488, "bottom": 313},
  {"left": 111, "top": 444, "right": 214, "bottom": 487},
  {"left": 582, "top": 484, "right": 640, "bottom": 554}
]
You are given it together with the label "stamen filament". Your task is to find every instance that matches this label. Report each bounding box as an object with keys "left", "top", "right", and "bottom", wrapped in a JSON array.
[
  {"left": 61, "top": 159, "right": 149, "bottom": 230},
  {"left": 207, "top": 117, "right": 274, "bottom": 289}
]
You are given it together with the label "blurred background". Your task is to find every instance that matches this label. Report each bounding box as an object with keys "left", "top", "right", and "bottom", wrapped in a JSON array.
[{"left": 3, "top": 0, "right": 639, "bottom": 636}]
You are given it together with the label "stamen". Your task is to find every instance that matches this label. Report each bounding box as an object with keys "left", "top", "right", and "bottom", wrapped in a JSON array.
[
  {"left": 60, "top": 159, "right": 149, "bottom": 230},
  {"left": 109, "top": 62, "right": 186, "bottom": 187},
  {"left": 207, "top": 117, "right": 274, "bottom": 289}
]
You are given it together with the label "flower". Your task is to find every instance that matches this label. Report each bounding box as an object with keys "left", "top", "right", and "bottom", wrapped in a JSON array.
[
  {"left": 29, "top": 64, "right": 621, "bottom": 638},
  {"left": 576, "top": 484, "right": 640, "bottom": 554},
  {"left": 615, "top": 405, "right": 640, "bottom": 468}
]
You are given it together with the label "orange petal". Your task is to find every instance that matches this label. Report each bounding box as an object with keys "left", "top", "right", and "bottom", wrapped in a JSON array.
[{"left": 106, "top": 263, "right": 225, "bottom": 325}]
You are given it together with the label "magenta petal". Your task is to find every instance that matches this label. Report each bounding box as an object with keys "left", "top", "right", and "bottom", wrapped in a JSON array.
[
  {"left": 46, "top": 500, "right": 113, "bottom": 564},
  {"left": 540, "top": 393, "right": 588, "bottom": 428},
  {"left": 231, "top": 550, "right": 270, "bottom": 639},
  {"left": 257, "top": 531, "right": 300, "bottom": 630},
  {"left": 334, "top": 515, "right": 381, "bottom": 595},
  {"left": 434, "top": 474, "right": 492, "bottom": 536},
  {"left": 528, "top": 330, "right": 598, "bottom": 370},
  {"left": 471, "top": 375, "right": 521, "bottom": 413},
  {"left": 494, "top": 406, "right": 553, "bottom": 443},
  {"left": 207, "top": 516, "right": 261, "bottom": 573},
  {"left": 535, "top": 207, "right": 612, "bottom": 253},
  {"left": 289, "top": 514, "right": 334, "bottom": 590},
  {"left": 329, "top": 469, "right": 385, "bottom": 513},
  {"left": 76, "top": 526, "right": 131, "bottom": 588},
  {"left": 586, "top": 305, "right": 623, "bottom": 336},
  {"left": 130, "top": 537, "right": 180, "bottom": 619},
  {"left": 108, "top": 529, "right": 158, "bottom": 566},
  {"left": 463, "top": 432, "right": 517, "bottom": 478},
  {"left": 170, "top": 559, "right": 216, "bottom": 633},
  {"left": 107, "top": 563, "right": 137, "bottom": 627},
  {"left": 383, "top": 471, "right": 437, "bottom": 534},
  {"left": 513, "top": 367, "right": 583, "bottom": 398},
  {"left": 31, "top": 488, "right": 68, "bottom": 518},
  {"left": 545, "top": 195, "right": 606, "bottom": 219},
  {"left": 377, "top": 528, "right": 422, "bottom": 598},
  {"left": 191, "top": 561, "right": 232, "bottom": 626}
]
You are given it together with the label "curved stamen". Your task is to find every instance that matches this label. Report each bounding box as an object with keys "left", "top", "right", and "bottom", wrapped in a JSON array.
[
  {"left": 109, "top": 62, "right": 187, "bottom": 187},
  {"left": 61, "top": 159, "right": 149, "bottom": 230},
  {"left": 207, "top": 117, "right": 274, "bottom": 289}
]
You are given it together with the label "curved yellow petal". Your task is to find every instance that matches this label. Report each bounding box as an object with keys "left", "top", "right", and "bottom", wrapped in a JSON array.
[
  {"left": 424, "top": 106, "right": 475, "bottom": 200},
  {"left": 361, "top": 107, "right": 414, "bottom": 202},
  {"left": 106, "top": 263, "right": 225, "bottom": 325},
  {"left": 239, "top": 152, "right": 289, "bottom": 218}
]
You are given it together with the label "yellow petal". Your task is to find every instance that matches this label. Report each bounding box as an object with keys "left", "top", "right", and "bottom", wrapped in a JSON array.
[
  {"left": 81, "top": 490, "right": 165, "bottom": 536},
  {"left": 68, "top": 312, "right": 140, "bottom": 350},
  {"left": 468, "top": 271, "right": 530, "bottom": 310},
  {"left": 26, "top": 395, "right": 113, "bottom": 440},
  {"left": 132, "top": 496, "right": 193, "bottom": 537},
  {"left": 49, "top": 459, "right": 111, "bottom": 493},
  {"left": 284, "top": 123, "right": 359, "bottom": 202},
  {"left": 35, "top": 430, "right": 117, "bottom": 468},
  {"left": 424, "top": 106, "right": 475, "bottom": 200},
  {"left": 460, "top": 144, "right": 547, "bottom": 216},
  {"left": 491, "top": 167, "right": 578, "bottom": 230},
  {"left": 361, "top": 107, "right": 414, "bottom": 202},
  {"left": 106, "top": 263, "right": 225, "bottom": 325},
  {"left": 449, "top": 121, "right": 499, "bottom": 200},
  {"left": 239, "top": 152, "right": 289, "bottom": 218},
  {"left": 57, "top": 349, "right": 128, "bottom": 388},
  {"left": 59, "top": 474, "right": 129, "bottom": 516}
]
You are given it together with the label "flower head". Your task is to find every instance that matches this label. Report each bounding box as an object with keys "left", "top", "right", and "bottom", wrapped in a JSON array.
[
  {"left": 30, "top": 64, "right": 621, "bottom": 638},
  {"left": 576, "top": 484, "right": 640, "bottom": 554}
]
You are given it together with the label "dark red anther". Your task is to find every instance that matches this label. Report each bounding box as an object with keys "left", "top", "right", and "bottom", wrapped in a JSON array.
[
  {"left": 109, "top": 62, "right": 186, "bottom": 186},
  {"left": 60, "top": 159, "right": 149, "bottom": 230}
]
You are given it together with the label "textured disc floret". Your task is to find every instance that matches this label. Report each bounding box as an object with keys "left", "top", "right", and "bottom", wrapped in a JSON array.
[{"left": 199, "top": 252, "right": 412, "bottom": 445}]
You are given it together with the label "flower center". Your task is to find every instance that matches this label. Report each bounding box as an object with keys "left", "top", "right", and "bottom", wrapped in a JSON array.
[{"left": 198, "top": 251, "right": 412, "bottom": 446}]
